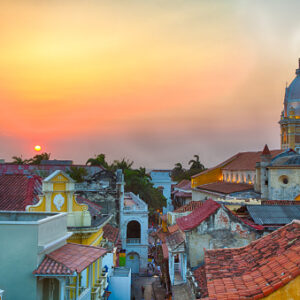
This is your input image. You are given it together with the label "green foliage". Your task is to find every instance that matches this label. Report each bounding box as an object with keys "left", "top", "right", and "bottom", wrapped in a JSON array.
[
  {"left": 67, "top": 166, "right": 88, "bottom": 183},
  {"left": 171, "top": 154, "right": 206, "bottom": 181},
  {"left": 11, "top": 156, "right": 27, "bottom": 164},
  {"left": 86, "top": 154, "right": 109, "bottom": 168},
  {"left": 86, "top": 154, "right": 166, "bottom": 211},
  {"left": 28, "top": 152, "right": 51, "bottom": 165}
]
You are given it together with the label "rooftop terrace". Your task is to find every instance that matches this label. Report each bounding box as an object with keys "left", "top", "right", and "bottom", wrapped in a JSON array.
[{"left": 0, "top": 211, "right": 62, "bottom": 223}]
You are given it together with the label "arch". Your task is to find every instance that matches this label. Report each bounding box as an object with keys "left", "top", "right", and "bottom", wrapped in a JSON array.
[
  {"left": 126, "top": 220, "right": 141, "bottom": 244},
  {"left": 126, "top": 252, "right": 140, "bottom": 273},
  {"left": 278, "top": 175, "right": 289, "bottom": 185}
]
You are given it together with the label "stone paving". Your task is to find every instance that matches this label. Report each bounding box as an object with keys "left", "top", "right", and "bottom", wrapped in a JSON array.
[
  {"left": 131, "top": 274, "right": 156, "bottom": 300},
  {"left": 172, "top": 283, "right": 195, "bottom": 300}
]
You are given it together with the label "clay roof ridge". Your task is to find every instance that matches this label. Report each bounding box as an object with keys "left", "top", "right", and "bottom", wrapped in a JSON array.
[{"left": 45, "top": 254, "right": 75, "bottom": 273}]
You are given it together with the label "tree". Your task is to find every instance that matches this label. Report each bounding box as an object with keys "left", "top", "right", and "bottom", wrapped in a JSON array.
[
  {"left": 27, "top": 152, "right": 51, "bottom": 165},
  {"left": 67, "top": 166, "right": 88, "bottom": 183},
  {"left": 86, "top": 154, "right": 109, "bottom": 169},
  {"left": 188, "top": 155, "right": 205, "bottom": 170},
  {"left": 11, "top": 156, "right": 27, "bottom": 164},
  {"left": 110, "top": 158, "right": 134, "bottom": 172}
]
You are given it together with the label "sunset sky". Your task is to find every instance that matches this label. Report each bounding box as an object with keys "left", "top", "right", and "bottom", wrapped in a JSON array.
[{"left": 1, "top": 0, "right": 300, "bottom": 168}]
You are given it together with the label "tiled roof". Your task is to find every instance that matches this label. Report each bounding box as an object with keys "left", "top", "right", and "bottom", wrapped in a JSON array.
[
  {"left": 0, "top": 174, "right": 42, "bottom": 211},
  {"left": 162, "top": 243, "right": 169, "bottom": 259},
  {"left": 34, "top": 243, "right": 107, "bottom": 275},
  {"left": 262, "top": 144, "right": 271, "bottom": 155},
  {"left": 156, "top": 228, "right": 168, "bottom": 243},
  {"left": 103, "top": 223, "right": 119, "bottom": 243},
  {"left": 192, "top": 149, "right": 282, "bottom": 178},
  {"left": 261, "top": 200, "right": 300, "bottom": 205},
  {"left": 177, "top": 199, "right": 221, "bottom": 231},
  {"left": 194, "top": 265, "right": 208, "bottom": 298},
  {"left": 76, "top": 196, "right": 102, "bottom": 217},
  {"left": 173, "top": 191, "right": 191, "bottom": 198},
  {"left": 204, "top": 220, "right": 300, "bottom": 299},
  {"left": 174, "top": 201, "right": 204, "bottom": 213},
  {"left": 166, "top": 230, "right": 185, "bottom": 250},
  {"left": 195, "top": 181, "right": 253, "bottom": 195},
  {"left": 168, "top": 224, "right": 179, "bottom": 234},
  {"left": 222, "top": 150, "right": 282, "bottom": 171},
  {"left": 174, "top": 179, "right": 191, "bottom": 190}
]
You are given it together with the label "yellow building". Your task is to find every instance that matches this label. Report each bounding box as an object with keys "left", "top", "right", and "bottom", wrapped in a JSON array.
[{"left": 27, "top": 170, "right": 111, "bottom": 246}]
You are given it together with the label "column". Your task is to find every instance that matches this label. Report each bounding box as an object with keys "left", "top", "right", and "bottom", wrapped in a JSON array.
[{"left": 58, "top": 278, "right": 66, "bottom": 300}]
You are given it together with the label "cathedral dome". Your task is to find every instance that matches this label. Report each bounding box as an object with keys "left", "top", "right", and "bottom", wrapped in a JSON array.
[{"left": 285, "top": 59, "right": 300, "bottom": 116}]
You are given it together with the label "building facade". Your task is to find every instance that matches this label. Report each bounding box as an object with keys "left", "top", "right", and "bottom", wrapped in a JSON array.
[{"left": 119, "top": 189, "right": 148, "bottom": 273}]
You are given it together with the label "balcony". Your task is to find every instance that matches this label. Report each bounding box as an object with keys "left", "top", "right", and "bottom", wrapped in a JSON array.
[
  {"left": 126, "top": 238, "right": 141, "bottom": 244},
  {"left": 65, "top": 286, "right": 91, "bottom": 300}
]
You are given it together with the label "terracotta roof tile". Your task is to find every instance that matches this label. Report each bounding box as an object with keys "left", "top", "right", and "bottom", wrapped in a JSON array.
[
  {"left": 222, "top": 150, "right": 281, "bottom": 171},
  {"left": 204, "top": 221, "right": 300, "bottom": 299},
  {"left": 0, "top": 174, "right": 42, "bottom": 211},
  {"left": 174, "top": 180, "right": 191, "bottom": 190},
  {"left": 168, "top": 224, "right": 179, "bottom": 234},
  {"left": 155, "top": 228, "right": 169, "bottom": 243},
  {"left": 262, "top": 144, "right": 271, "bottom": 155},
  {"left": 76, "top": 196, "right": 102, "bottom": 217},
  {"left": 174, "top": 201, "right": 204, "bottom": 213},
  {"left": 103, "top": 223, "right": 119, "bottom": 243},
  {"left": 34, "top": 243, "right": 107, "bottom": 275},
  {"left": 166, "top": 231, "right": 185, "bottom": 250},
  {"left": 176, "top": 199, "right": 221, "bottom": 231},
  {"left": 196, "top": 181, "right": 253, "bottom": 195},
  {"left": 194, "top": 265, "right": 208, "bottom": 298},
  {"left": 173, "top": 191, "right": 192, "bottom": 198}
]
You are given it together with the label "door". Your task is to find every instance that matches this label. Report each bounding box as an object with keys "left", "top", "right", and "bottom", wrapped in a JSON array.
[{"left": 126, "top": 253, "right": 140, "bottom": 273}]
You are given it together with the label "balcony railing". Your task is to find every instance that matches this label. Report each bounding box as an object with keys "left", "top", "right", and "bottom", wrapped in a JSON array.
[
  {"left": 126, "top": 238, "right": 141, "bottom": 244},
  {"left": 65, "top": 286, "right": 90, "bottom": 300}
]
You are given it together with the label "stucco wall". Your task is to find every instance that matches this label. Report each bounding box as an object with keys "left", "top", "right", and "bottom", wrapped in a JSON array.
[
  {"left": 186, "top": 208, "right": 258, "bottom": 267},
  {"left": 0, "top": 223, "right": 38, "bottom": 300},
  {"left": 268, "top": 168, "right": 300, "bottom": 200}
]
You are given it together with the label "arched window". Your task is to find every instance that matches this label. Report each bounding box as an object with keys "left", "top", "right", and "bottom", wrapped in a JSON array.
[{"left": 127, "top": 221, "right": 141, "bottom": 244}]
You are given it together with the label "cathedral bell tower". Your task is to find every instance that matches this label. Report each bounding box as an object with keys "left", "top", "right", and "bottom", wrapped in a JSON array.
[{"left": 280, "top": 59, "right": 300, "bottom": 152}]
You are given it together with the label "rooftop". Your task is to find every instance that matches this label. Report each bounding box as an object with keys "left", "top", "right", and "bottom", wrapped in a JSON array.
[
  {"left": 123, "top": 192, "right": 148, "bottom": 212},
  {"left": 0, "top": 174, "right": 42, "bottom": 211},
  {"left": 174, "top": 179, "right": 191, "bottom": 191},
  {"left": 103, "top": 223, "right": 120, "bottom": 243},
  {"left": 247, "top": 205, "right": 300, "bottom": 225},
  {"left": 111, "top": 267, "right": 130, "bottom": 277},
  {"left": 176, "top": 199, "right": 221, "bottom": 231},
  {"left": 0, "top": 211, "right": 60, "bottom": 223},
  {"left": 195, "top": 181, "right": 253, "bottom": 195},
  {"left": 173, "top": 201, "right": 204, "bottom": 213},
  {"left": 34, "top": 243, "right": 107, "bottom": 275},
  {"left": 202, "top": 220, "right": 300, "bottom": 299}
]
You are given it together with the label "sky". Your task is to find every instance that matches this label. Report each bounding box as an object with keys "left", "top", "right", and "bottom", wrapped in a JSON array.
[{"left": 1, "top": 0, "right": 300, "bottom": 169}]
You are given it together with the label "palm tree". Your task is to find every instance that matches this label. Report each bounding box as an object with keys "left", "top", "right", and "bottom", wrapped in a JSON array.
[
  {"left": 86, "top": 154, "right": 109, "bottom": 169},
  {"left": 188, "top": 155, "right": 205, "bottom": 170},
  {"left": 11, "top": 156, "right": 27, "bottom": 164},
  {"left": 28, "top": 153, "right": 51, "bottom": 165},
  {"left": 67, "top": 166, "right": 88, "bottom": 183},
  {"left": 111, "top": 158, "right": 134, "bottom": 172}
]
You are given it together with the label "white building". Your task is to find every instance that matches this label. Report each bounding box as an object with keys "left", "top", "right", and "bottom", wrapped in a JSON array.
[{"left": 119, "top": 190, "right": 148, "bottom": 273}]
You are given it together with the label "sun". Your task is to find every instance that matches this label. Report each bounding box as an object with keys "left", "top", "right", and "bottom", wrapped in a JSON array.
[{"left": 34, "top": 145, "right": 42, "bottom": 152}]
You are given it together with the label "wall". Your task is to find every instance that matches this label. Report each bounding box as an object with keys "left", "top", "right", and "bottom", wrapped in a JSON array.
[
  {"left": 109, "top": 269, "right": 131, "bottom": 300},
  {"left": 192, "top": 189, "right": 222, "bottom": 202},
  {"left": 186, "top": 207, "right": 259, "bottom": 268},
  {"left": 0, "top": 223, "right": 38, "bottom": 300},
  {"left": 268, "top": 168, "right": 300, "bottom": 200},
  {"left": 191, "top": 167, "right": 222, "bottom": 188}
]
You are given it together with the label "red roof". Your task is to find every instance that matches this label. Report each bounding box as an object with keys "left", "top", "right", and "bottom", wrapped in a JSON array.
[
  {"left": 173, "top": 191, "right": 191, "bottom": 198},
  {"left": 222, "top": 150, "right": 282, "bottom": 171},
  {"left": 0, "top": 174, "right": 42, "bottom": 211},
  {"left": 103, "top": 223, "right": 120, "bottom": 243},
  {"left": 196, "top": 181, "right": 253, "bottom": 195},
  {"left": 155, "top": 228, "right": 169, "bottom": 243},
  {"left": 76, "top": 196, "right": 102, "bottom": 217},
  {"left": 204, "top": 220, "right": 300, "bottom": 299},
  {"left": 174, "top": 179, "right": 191, "bottom": 190},
  {"left": 262, "top": 200, "right": 300, "bottom": 205},
  {"left": 34, "top": 243, "right": 107, "bottom": 275},
  {"left": 194, "top": 265, "right": 208, "bottom": 298},
  {"left": 174, "top": 201, "right": 204, "bottom": 213},
  {"left": 177, "top": 199, "right": 221, "bottom": 231},
  {"left": 168, "top": 224, "right": 179, "bottom": 234},
  {"left": 262, "top": 144, "right": 271, "bottom": 155}
]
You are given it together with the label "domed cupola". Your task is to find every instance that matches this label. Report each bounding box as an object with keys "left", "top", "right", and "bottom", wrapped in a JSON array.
[
  {"left": 280, "top": 58, "right": 300, "bottom": 152},
  {"left": 284, "top": 58, "right": 300, "bottom": 116}
]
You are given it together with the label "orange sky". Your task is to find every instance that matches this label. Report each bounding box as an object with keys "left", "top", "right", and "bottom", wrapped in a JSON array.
[{"left": 1, "top": 1, "right": 300, "bottom": 168}]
